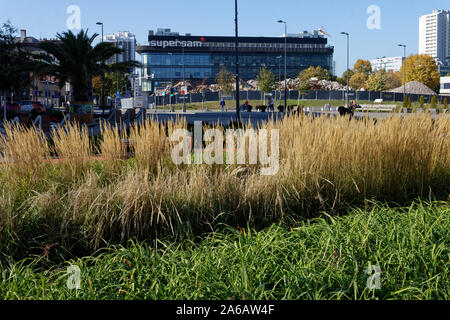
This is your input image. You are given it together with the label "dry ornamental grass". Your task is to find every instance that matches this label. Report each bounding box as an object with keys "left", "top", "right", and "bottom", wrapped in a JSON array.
[{"left": 0, "top": 114, "right": 448, "bottom": 257}]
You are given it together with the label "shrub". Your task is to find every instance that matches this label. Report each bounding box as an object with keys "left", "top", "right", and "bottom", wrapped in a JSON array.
[
  {"left": 419, "top": 96, "right": 425, "bottom": 108},
  {"left": 430, "top": 96, "right": 437, "bottom": 109}
]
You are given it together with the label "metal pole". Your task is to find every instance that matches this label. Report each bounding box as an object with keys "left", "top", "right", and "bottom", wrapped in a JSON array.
[
  {"left": 346, "top": 35, "right": 349, "bottom": 106},
  {"left": 404, "top": 47, "right": 406, "bottom": 98},
  {"left": 235, "top": 0, "right": 240, "bottom": 121},
  {"left": 46, "top": 76, "right": 49, "bottom": 107},
  {"left": 97, "top": 22, "right": 105, "bottom": 114},
  {"left": 284, "top": 23, "right": 287, "bottom": 111},
  {"left": 182, "top": 46, "right": 186, "bottom": 113},
  {"left": 341, "top": 32, "right": 350, "bottom": 107},
  {"left": 169, "top": 52, "right": 173, "bottom": 112},
  {"left": 101, "top": 24, "right": 104, "bottom": 113}
]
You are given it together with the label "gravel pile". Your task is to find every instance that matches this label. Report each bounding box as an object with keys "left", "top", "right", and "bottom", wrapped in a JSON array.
[{"left": 389, "top": 81, "right": 437, "bottom": 95}]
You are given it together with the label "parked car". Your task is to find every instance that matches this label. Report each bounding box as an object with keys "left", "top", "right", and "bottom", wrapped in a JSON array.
[{"left": 15, "top": 101, "right": 46, "bottom": 113}]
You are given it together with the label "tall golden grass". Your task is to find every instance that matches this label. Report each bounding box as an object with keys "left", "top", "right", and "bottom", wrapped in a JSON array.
[{"left": 0, "top": 114, "right": 449, "bottom": 253}]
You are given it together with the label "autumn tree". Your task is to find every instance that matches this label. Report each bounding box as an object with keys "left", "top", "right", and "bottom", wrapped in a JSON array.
[
  {"left": 353, "top": 59, "right": 372, "bottom": 76},
  {"left": 349, "top": 72, "right": 368, "bottom": 90},
  {"left": 216, "top": 67, "right": 234, "bottom": 95},
  {"left": 365, "top": 70, "right": 386, "bottom": 91},
  {"left": 338, "top": 69, "right": 355, "bottom": 86},
  {"left": 384, "top": 70, "right": 402, "bottom": 90},
  {"left": 400, "top": 54, "right": 441, "bottom": 90},
  {"left": 298, "top": 66, "right": 331, "bottom": 83}
]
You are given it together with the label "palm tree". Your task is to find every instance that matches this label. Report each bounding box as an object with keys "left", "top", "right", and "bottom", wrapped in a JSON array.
[{"left": 33, "top": 29, "right": 140, "bottom": 103}]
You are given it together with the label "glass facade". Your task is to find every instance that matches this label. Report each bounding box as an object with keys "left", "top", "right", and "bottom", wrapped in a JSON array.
[{"left": 137, "top": 34, "right": 334, "bottom": 92}]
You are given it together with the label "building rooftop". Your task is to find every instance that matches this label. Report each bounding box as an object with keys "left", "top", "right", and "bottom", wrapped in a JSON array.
[{"left": 149, "top": 28, "right": 326, "bottom": 39}]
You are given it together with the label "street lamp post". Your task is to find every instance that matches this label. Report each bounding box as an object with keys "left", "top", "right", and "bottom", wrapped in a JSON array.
[
  {"left": 182, "top": 46, "right": 186, "bottom": 113},
  {"left": 235, "top": 0, "right": 240, "bottom": 122},
  {"left": 96, "top": 22, "right": 105, "bottom": 114},
  {"left": 398, "top": 44, "right": 407, "bottom": 100},
  {"left": 168, "top": 52, "right": 173, "bottom": 112},
  {"left": 276, "top": 55, "right": 282, "bottom": 104},
  {"left": 278, "top": 20, "right": 287, "bottom": 111},
  {"left": 377, "top": 56, "right": 386, "bottom": 100},
  {"left": 341, "top": 32, "right": 350, "bottom": 107}
]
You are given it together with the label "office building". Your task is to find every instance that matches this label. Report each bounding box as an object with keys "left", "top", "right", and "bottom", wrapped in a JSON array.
[{"left": 136, "top": 28, "right": 334, "bottom": 92}]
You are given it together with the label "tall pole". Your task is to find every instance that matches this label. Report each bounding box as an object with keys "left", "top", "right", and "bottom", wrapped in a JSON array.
[
  {"left": 235, "top": 0, "right": 240, "bottom": 122},
  {"left": 341, "top": 32, "right": 350, "bottom": 106},
  {"left": 182, "top": 46, "right": 186, "bottom": 113},
  {"left": 169, "top": 52, "right": 173, "bottom": 112},
  {"left": 277, "top": 56, "right": 281, "bottom": 104},
  {"left": 377, "top": 56, "right": 385, "bottom": 100},
  {"left": 398, "top": 44, "right": 407, "bottom": 100},
  {"left": 278, "top": 20, "right": 287, "bottom": 111},
  {"left": 97, "top": 22, "right": 105, "bottom": 114},
  {"left": 45, "top": 75, "right": 49, "bottom": 107}
]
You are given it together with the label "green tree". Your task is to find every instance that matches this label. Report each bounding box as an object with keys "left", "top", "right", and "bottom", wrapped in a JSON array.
[
  {"left": 298, "top": 66, "right": 331, "bottom": 83},
  {"left": 32, "top": 29, "right": 140, "bottom": 102},
  {"left": 216, "top": 67, "right": 234, "bottom": 95},
  {"left": 257, "top": 67, "right": 276, "bottom": 93},
  {"left": 0, "top": 21, "right": 32, "bottom": 99},
  {"left": 93, "top": 73, "right": 131, "bottom": 100},
  {"left": 353, "top": 59, "right": 372, "bottom": 76},
  {"left": 365, "top": 70, "right": 386, "bottom": 91},
  {"left": 349, "top": 72, "right": 368, "bottom": 90},
  {"left": 400, "top": 54, "right": 441, "bottom": 90},
  {"left": 338, "top": 69, "right": 355, "bottom": 86},
  {"left": 297, "top": 66, "right": 332, "bottom": 92}
]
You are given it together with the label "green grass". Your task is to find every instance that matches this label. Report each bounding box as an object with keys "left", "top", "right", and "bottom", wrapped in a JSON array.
[{"left": 1, "top": 201, "right": 448, "bottom": 300}]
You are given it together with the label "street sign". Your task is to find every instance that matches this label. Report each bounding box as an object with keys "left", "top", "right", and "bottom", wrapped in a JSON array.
[{"left": 134, "top": 95, "right": 147, "bottom": 108}]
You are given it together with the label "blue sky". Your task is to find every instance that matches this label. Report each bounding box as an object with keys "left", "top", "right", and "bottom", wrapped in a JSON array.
[{"left": 1, "top": 0, "right": 448, "bottom": 75}]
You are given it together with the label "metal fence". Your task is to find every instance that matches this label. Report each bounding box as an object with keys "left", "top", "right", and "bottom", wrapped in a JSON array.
[{"left": 148, "top": 90, "right": 447, "bottom": 107}]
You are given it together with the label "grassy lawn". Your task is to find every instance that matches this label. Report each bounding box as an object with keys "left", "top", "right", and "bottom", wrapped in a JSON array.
[
  {"left": 0, "top": 201, "right": 448, "bottom": 300},
  {"left": 155, "top": 99, "right": 448, "bottom": 111}
]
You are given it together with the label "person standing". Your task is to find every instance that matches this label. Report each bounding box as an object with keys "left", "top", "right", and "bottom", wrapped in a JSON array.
[
  {"left": 268, "top": 97, "right": 275, "bottom": 112},
  {"left": 220, "top": 98, "right": 226, "bottom": 112}
]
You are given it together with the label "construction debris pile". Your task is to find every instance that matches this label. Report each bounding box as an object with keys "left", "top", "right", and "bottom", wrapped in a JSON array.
[{"left": 154, "top": 78, "right": 349, "bottom": 95}]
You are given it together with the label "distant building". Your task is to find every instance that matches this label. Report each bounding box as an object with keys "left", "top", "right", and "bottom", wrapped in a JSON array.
[
  {"left": 419, "top": 10, "right": 450, "bottom": 64},
  {"left": 438, "top": 63, "right": 450, "bottom": 76},
  {"left": 440, "top": 77, "right": 450, "bottom": 94},
  {"left": 103, "top": 31, "right": 136, "bottom": 72},
  {"left": 370, "top": 56, "right": 404, "bottom": 72},
  {"left": 15, "top": 30, "right": 68, "bottom": 106},
  {"left": 137, "top": 27, "right": 334, "bottom": 92}
]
